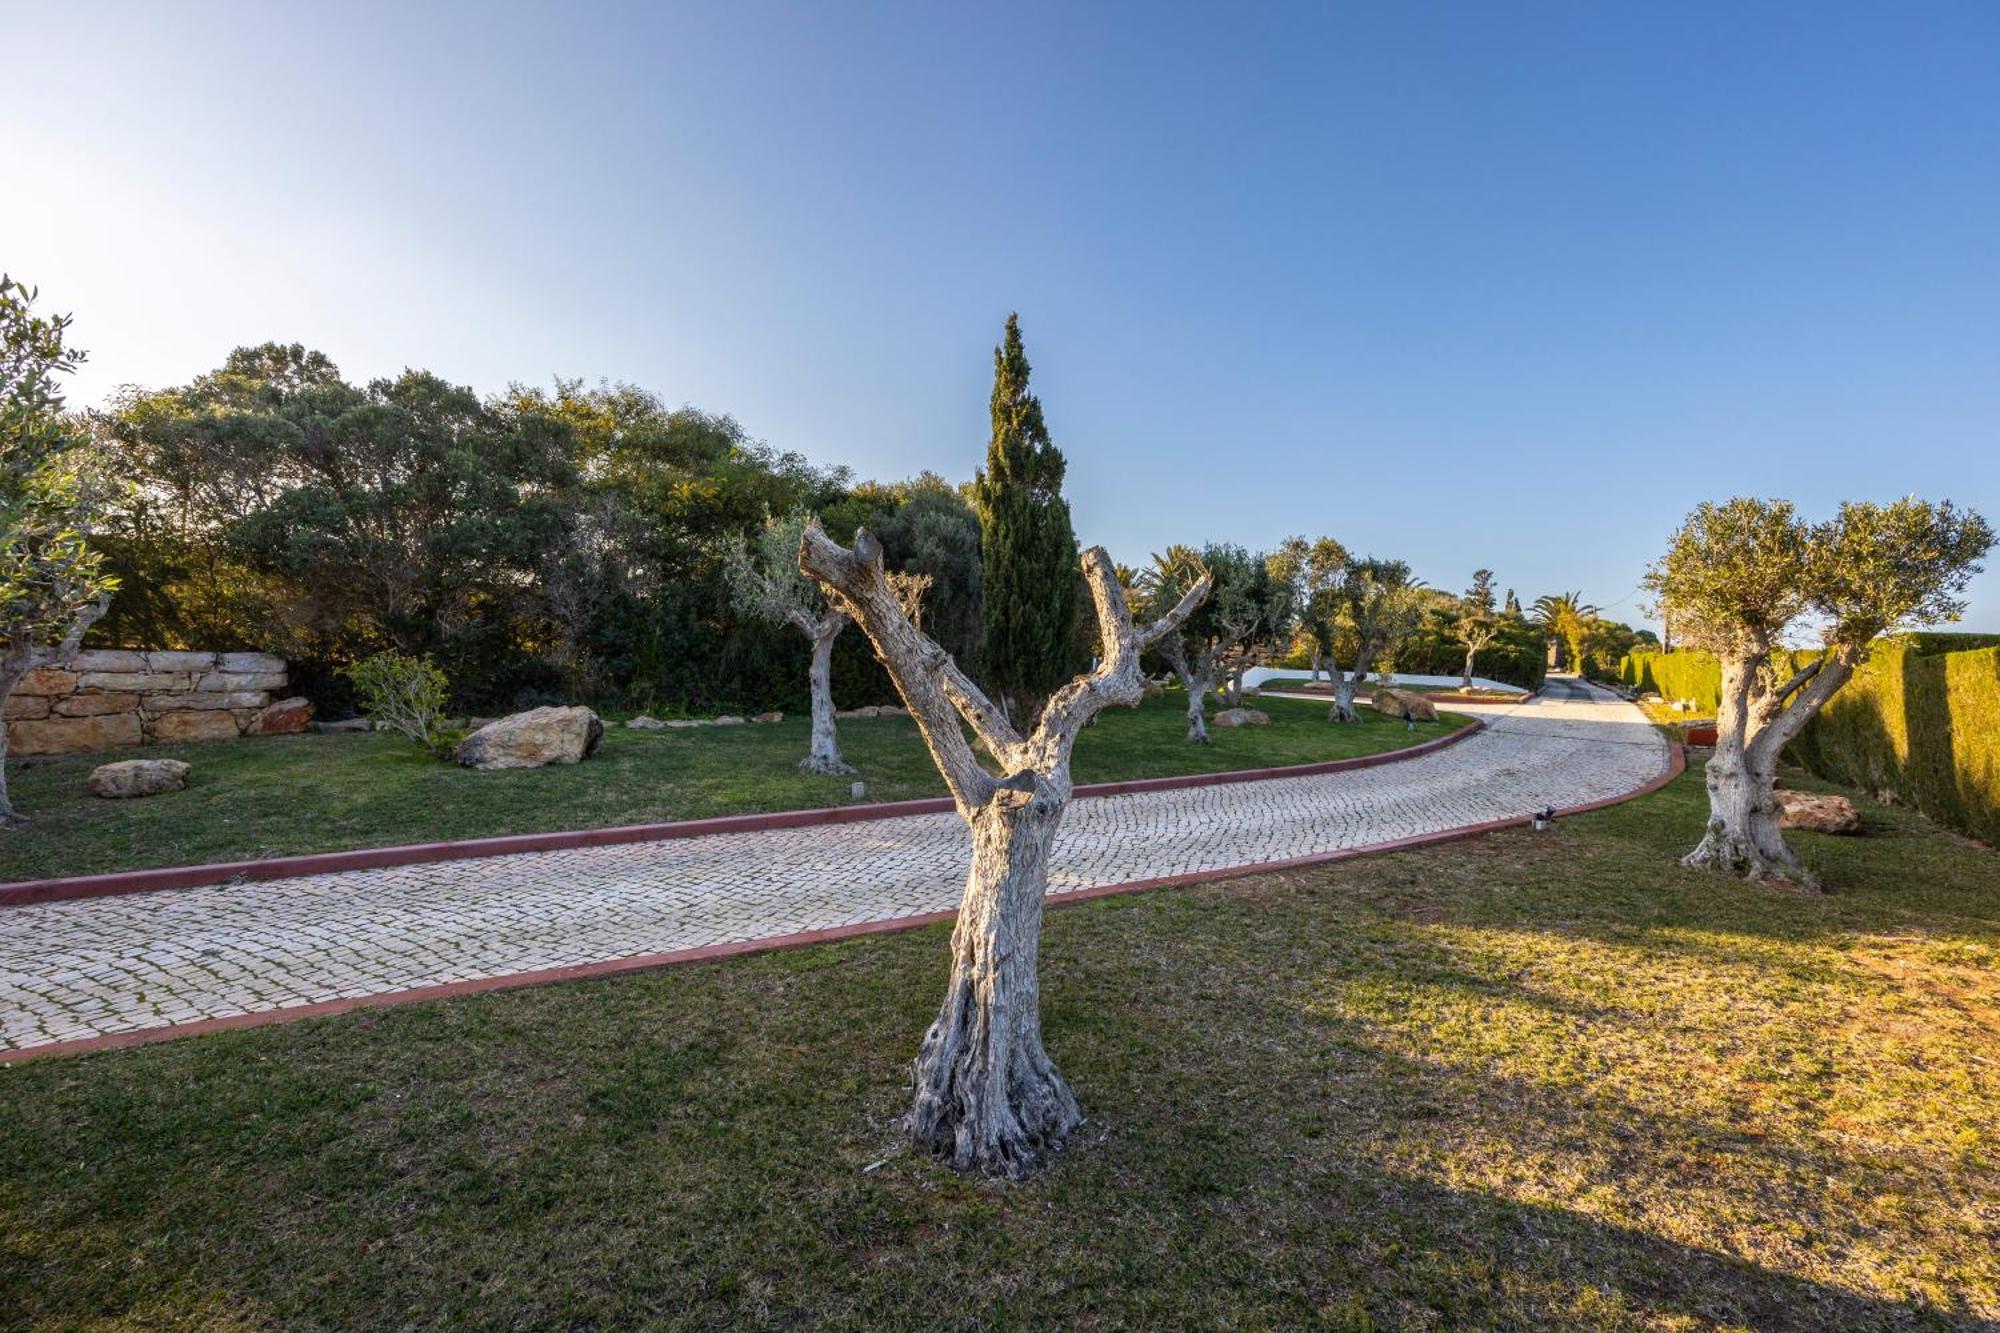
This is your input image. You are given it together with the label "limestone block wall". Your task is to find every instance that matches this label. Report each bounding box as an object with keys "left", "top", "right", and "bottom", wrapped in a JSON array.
[{"left": 5, "top": 651, "right": 312, "bottom": 756}]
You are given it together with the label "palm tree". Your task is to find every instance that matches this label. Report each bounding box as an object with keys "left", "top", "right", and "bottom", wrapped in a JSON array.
[{"left": 1532, "top": 591, "right": 1598, "bottom": 673}]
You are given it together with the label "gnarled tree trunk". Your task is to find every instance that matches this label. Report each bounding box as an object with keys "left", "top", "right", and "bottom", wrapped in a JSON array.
[
  {"left": 1327, "top": 665, "right": 1361, "bottom": 722},
  {"left": 801, "top": 619, "right": 854, "bottom": 775},
  {"left": 1684, "top": 741, "right": 1799, "bottom": 880},
  {"left": 1309, "top": 650, "right": 1326, "bottom": 684},
  {"left": 800, "top": 525, "right": 1208, "bottom": 1177},
  {"left": 1179, "top": 666, "right": 1212, "bottom": 743},
  {"left": 909, "top": 776, "right": 1082, "bottom": 1175},
  {"left": 1460, "top": 645, "right": 1477, "bottom": 689},
  {"left": 1684, "top": 647, "right": 1857, "bottom": 889}
]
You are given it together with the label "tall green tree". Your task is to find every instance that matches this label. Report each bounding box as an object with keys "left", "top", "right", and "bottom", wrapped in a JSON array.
[
  {"left": 971, "top": 315, "right": 1078, "bottom": 720},
  {"left": 1532, "top": 591, "right": 1598, "bottom": 672},
  {"left": 1453, "top": 569, "right": 1499, "bottom": 688},
  {"left": 0, "top": 277, "right": 117, "bottom": 824}
]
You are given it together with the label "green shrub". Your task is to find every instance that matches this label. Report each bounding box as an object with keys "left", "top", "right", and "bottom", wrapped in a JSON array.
[
  {"left": 343, "top": 651, "right": 459, "bottom": 759},
  {"left": 1790, "top": 643, "right": 2000, "bottom": 846}
]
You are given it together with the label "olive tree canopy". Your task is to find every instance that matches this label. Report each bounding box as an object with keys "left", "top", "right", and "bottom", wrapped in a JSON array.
[{"left": 1645, "top": 495, "right": 1992, "bottom": 886}]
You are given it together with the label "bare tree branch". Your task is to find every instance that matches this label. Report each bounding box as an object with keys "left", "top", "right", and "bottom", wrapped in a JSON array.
[
  {"left": 52, "top": 592, "right": 111, "bottom": 667},
  {"left": 800, "top": 523, "right": 1002, "bottom": 809}
]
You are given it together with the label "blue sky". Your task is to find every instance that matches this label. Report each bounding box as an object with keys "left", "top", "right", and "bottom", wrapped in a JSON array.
[{"left": 6, "top": 1, "right": 1998, "bottom": 629}]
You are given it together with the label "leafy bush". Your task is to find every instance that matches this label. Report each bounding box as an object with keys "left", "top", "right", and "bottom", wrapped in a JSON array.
[{"left": 343, "top": 652, "right": 457, "bottom": 758}]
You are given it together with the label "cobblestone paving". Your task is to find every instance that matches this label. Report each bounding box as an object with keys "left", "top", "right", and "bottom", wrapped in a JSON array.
[{"left": 0, "top": 679, "right": 1666, "bottom": 1052}]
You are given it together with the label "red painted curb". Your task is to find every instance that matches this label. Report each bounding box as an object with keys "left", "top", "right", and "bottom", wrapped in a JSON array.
[
  {"left": 0, "top": 743, "right": 1687, "bottom": 1066},
  {"left": 0, "top": 718, "right": 1487, "bottom": 908}
]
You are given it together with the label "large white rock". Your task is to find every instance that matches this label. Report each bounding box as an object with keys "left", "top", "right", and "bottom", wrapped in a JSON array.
[
  {"left": 455, "top": 706, "right": 605, "bottom": 770},
  {"left": 89, "top": 759, "right": 191, "bottom": 799},
  {"left": 1370, "top": 687, "right": 1438, "bottom": 722},
  {"left": 1776, "top": 789, "right": 1863, "bottom": 835}
]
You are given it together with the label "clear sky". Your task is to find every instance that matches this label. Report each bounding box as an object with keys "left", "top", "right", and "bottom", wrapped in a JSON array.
[{"left": 6, "top": 1, "right": 1998, "bottom": 630}]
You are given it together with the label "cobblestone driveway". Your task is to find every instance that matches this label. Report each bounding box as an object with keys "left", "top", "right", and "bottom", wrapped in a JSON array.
[{"left": 1, "top": 679, "right": 1667, "bottom": 1053}]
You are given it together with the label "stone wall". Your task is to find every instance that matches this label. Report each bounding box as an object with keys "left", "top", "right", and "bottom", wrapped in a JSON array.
[{"left": 6, "top": 651, "right": 313, "bottom": 756}]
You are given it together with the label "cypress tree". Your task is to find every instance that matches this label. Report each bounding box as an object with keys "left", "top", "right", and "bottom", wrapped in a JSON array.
[{"left": 972, "top": 314, "right": 1079, "bottom": 720}]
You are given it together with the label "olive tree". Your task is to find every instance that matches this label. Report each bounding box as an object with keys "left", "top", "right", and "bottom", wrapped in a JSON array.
[
  {"left": 723, "top": 510, "right": 859, "bottom": 774},
  {"left": 800, "top": 522, "right": 1208, "bottom": 1177},
  {"left": 1323, "top": 558, "right": 1424, "bottom": 722},
  {"left": 1645, "top": 496, "right": 1991, "bottom": 887},
  {"left": 1454, "top": 569, "right": 1499, "bottom": 688},
  {"left": 1144, "top": 543, "right": 1284, "bottom": 742},
  {"left": 0, "top": 277, "right": 116, "bottom": 825},
  {"left": 1273, "top": 535, "right": 1348, "bottom": 683}
]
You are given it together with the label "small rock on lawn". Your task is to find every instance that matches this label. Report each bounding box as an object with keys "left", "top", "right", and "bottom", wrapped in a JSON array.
[
  {"left": 1213, "top": 707, "right": 1271, "bottom": 727},
  {"left": 1776, "top": 789, "right": 1863, "bottom": 835},
  {"left": 89, "top": 759, "right": 191, "bottom": 800}
]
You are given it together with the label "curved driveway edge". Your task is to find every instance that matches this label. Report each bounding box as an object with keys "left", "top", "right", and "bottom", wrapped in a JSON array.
[
  {"left": 1, "top": 741, "right": 1685, "bottom": 1066},
  {"left": 0, "top": 682, "right": 1672, "bottom": 1062},
  {"left": 0, "top": 716, "right": 1488, "bottom": 909}
]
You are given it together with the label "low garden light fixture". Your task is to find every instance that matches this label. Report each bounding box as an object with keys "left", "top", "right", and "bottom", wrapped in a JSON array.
[{"left": 1531, "top": 805, "right": 1557, "bottom": 831}]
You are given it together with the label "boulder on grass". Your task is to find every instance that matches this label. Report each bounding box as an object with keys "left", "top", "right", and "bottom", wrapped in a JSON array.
[
  {"left": 751, "top": 710, "right": 783, "bottom": 724},
  {"left": 626, "top": 715, "right": 669, "bottom": 730},
  {"left": 1371, "top": 687, "right": 1438, "bottom": 722},
  {"left": 89, "top": 759, "right": 190, "bottom": 800},
  {"left": 455, "top": 706, "right": 604, "bottom": 770},
  {"left": 1776, "top": 789, "right": 1862, "bottom": 835},
  {"left": 1213, "top": 707, "right": 1271, "bottom": 727},
  {"left": 248, "top": 697, "right": 313, "bottom": 735},
  {"left": 1141, "top": 681, "right": 1166, "bottom": 701}
]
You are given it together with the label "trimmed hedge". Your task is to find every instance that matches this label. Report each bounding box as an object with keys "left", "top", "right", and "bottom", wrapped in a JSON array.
[
  {"left": 1619, "top": 649, "right": 1724, "bottom": 711},
  {"left": 1790, "top": 643, "right": 2000, "bottom": 846},
  {"left": 1620, "top": 634, "right": 1994, "bottom": 715}
]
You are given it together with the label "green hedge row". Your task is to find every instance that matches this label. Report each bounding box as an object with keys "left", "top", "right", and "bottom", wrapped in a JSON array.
[
  {"left": 1618, "top": 650, "right": 1723, "bottom": 710},
  {"left": 1617, "top": 633, "right": 1995, "bottom": 712},
  {"left": 1789, "top": 643, "right": 2000, "bottom": 846}
]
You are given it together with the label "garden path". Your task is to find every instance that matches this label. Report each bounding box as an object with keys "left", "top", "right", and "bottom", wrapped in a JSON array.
[{"left": 1, "top": 678, "right": 1668, "bottom": 1056}]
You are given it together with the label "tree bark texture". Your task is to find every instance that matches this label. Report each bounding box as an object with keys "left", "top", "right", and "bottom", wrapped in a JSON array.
[
  {"left": 1162, "top": 641, "right": 1216, "bottom": 744},
  {"left": 1327, "top": 665, "right": 1361, "bottom": 722},
  {"left": 1685, "top": 646, "right": 1857, "bottom": 888},
  {"left": 907, "top": 779, "right": 1081, "bottom": 1176},
  {"left": 800, "top": 525, "right": 1207, "bottom": 1176},
  {"left": 800, "top": 618, "right": 854, "bottom": 775}
]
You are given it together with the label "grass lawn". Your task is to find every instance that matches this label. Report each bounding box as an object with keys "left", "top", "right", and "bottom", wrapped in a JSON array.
[
  {"left": 0, "top": 691, "right": 1466, "bottom": 883},
  {"left": 3, "top": 768, "right": 1994, "bottom": 1328}
]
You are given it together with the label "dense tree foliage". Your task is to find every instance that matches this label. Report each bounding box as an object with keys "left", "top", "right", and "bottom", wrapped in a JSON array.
[
  {"left": 0, "top": 277, "right": 118, "bottom": 822},
  {"left": 971, "top": 315, "right": 1079, "bottom": 721},
  {"left": 1144, "top": 543, "right": 1290, "bottom": 741},
  {"left": 88, "top": 349, "right": 957, "bottom": 715}
]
